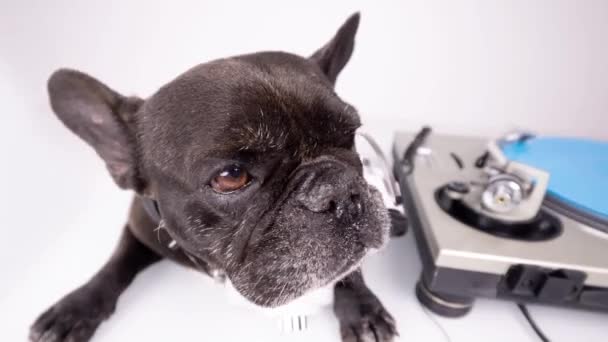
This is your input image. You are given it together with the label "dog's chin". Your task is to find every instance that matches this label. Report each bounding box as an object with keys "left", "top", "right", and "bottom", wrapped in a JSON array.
[
  {"left": 227, "top": 251, "right": 368, "bottom": 310},
  {"left": 227, "top": 247, "right": 366, "bottom": 308},
  {"left": 226, "top": 184, "right": 390, "bottom": 308}
]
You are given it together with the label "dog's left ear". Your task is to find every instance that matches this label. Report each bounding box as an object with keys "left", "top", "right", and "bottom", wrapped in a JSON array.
[
  {"left": 48, "top": 69, "right": 145, "bottom": 192},
  {"left": 310, "top": 12, "right": 360, "bottom": 85}
]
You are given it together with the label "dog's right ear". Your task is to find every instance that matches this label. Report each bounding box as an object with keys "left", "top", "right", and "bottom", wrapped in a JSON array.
[
  {"left": 310, "top": 12, "right": 360, "bottom": 85},
  {"left": 48, "top": 69, "right": 145, "bottom": 192}
]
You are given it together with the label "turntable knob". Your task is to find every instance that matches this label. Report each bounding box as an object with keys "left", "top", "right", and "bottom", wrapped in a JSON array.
[{"left": 482, "top": 177, "right": 523, "bottom": 213}]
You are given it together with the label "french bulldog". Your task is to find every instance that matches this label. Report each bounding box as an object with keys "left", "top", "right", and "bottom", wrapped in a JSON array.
[{"left": 30, "top": 13, "right": 399, "bottom": 342}]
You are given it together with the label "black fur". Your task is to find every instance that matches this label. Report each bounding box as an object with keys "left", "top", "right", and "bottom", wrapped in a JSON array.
[
  {"left": 30, "top": 12, "right": 397, "bottom": 342},
  {"left": 334, "top": 270, "right": 398, "bottom": 342}
]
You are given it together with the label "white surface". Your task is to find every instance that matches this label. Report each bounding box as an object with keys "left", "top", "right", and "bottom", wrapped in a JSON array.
[
  {"left": 1, "top": 0, "right": 607, "bottom": 341},
  {"left": 1, "top": 185, "right": 607, "bottom": 342}
]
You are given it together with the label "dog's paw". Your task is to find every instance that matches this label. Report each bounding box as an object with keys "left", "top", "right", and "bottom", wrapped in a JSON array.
[
  {"left": 334, "top": 280, "right": 398, "bottom": 342},
  {"left": 29, "top": 286, "right": 115, "bottom": 342},
  {"left": 339, "top": 306, "right": 397, "bottom": 342}
]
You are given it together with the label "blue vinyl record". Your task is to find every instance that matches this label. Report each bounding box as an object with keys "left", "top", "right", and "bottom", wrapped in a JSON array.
[{"left": 502, "top": 137, "right": 608, "bottom": 221}]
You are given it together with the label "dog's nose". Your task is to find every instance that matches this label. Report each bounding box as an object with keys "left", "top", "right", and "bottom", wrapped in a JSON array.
[
  {"left": 329, "top": 192, "right": 363, "bottom": 223},
  {"left": 295, "top": 166, "right": 363, "bottom": 224}
]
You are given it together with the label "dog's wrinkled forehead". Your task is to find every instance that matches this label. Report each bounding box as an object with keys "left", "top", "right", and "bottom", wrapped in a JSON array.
[{"left": 140, "top": 52, "right": 361, "bottom": 171}]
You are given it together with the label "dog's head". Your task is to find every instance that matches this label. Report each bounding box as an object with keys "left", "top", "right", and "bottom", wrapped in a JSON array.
[{"left": 48, "top": 13, "right": 389, "bottom": 307}]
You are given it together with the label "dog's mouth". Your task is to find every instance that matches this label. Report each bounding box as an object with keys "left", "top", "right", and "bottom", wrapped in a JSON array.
[
  {"left": 226, "top": 184, "right": 390, "bottom": 307},
  {"left": 227, "top": 244, "right": 369, "bottom": 308},
  {"left": 224, "top": 247, "right": 368, "bottom": 313}
]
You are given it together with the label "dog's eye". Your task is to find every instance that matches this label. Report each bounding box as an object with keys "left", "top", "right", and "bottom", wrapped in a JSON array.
[{"left": 211, "top": 165, "right": 251, "bottom": 193}]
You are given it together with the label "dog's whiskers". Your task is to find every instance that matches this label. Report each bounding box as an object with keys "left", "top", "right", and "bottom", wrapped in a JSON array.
[
  {"left": 276, "top": 281, "right": 289, "bottom": 305},
  {"left": 154, "top": 219, "right": 166, "bottom": 243}
]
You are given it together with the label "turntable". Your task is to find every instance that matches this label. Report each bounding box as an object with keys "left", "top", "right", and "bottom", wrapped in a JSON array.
[{"left": 392, "top": 128, "right": 608, "bottom": 317}]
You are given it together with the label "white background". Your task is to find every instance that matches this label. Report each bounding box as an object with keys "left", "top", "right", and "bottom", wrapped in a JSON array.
[{"left": 1, "top": 0, "right": 607, "bottom": 341}]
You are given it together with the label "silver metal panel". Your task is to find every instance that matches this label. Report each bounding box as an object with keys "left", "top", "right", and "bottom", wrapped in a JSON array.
[{"left": 393, "top": 132, "right": 608, "bottom": 287}]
